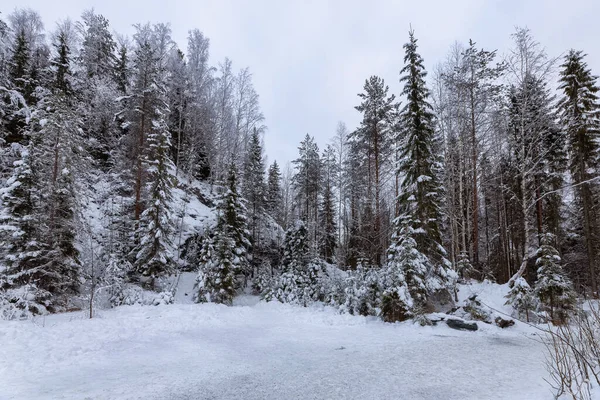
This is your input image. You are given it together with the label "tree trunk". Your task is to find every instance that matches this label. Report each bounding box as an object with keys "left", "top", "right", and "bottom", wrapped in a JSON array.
[
  {"left": 581, "top": 183, "right": 598, "bottom": 297},
  {"left": 374, "top": 124, "right": 381, "bottom": 266},
  {"left": 134, "top": 94, "right": 147, "bottom": 223},
  {"left": 470, "top": 92, "right": 479, "bottom": 269},
  {"left": 536, "top": 184, "right": 543, "bottom": 244}
]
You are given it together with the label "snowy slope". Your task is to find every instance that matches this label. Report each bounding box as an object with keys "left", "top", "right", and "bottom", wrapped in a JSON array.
[
  {"left": 457, "top": 280, "right": 516, "bottom": 316},
  {"left": 0, "top": 297, "right": 550, "bottom": 400},
  {"left": 78, "top": 171, "right": 218, "bottom": 268}
]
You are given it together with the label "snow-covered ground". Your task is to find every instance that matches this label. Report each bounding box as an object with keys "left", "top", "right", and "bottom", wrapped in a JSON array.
[{"left": 0, "top": 282, "right": 551, "bottom": 400}]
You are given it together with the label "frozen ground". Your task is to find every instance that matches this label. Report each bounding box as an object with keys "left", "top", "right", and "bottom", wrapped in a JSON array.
[{"left": 0, "top": 281, "right": 552, "bottom": 400}]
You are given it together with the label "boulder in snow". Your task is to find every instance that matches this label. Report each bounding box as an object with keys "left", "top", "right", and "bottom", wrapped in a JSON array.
[
  {"left": 494, "top": 317, "right": 515, "bottom": 329},
  {"left": 446, "top": 318, "right": 478, "bottom": 331}
]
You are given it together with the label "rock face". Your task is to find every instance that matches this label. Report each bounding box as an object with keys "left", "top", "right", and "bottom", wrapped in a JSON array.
[{"left": 446, "top": 318, "right": 478, "bottom": 331}]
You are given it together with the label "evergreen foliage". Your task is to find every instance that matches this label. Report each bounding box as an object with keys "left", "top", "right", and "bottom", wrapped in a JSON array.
[
  {"left": 534, "top": 233, "right": 577, "bottom": 323},
  {"left": 242, "top": 128, "right": 266, "bottom": 249},
  {"left": 557, "top": 49, "right": 600, "bottom": 296},
  {"left": 397, "top": 29, "right": 446, "bottom": 267},
  {"left": 194, "top": 165, "right": 250, "bottom": 304},
  {"left": 132, "top": 109, "right": 177, "bottom": 290},
  {"left": 382, "top": 215, "right": 427, "bottom": 321},
  {"left": 266, "top": 160, "right": 283, "bottom": 224},
  {"left": 506, "top": 277, "right": 536, "bottom": 322}
]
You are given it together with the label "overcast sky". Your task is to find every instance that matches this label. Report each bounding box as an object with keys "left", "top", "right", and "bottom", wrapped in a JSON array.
[{"left": 2, "top": 0, "right": 599, "bottom": 166}]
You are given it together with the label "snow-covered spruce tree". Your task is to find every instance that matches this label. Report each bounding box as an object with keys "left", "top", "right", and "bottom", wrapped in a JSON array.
[
  {"left": 195, "top": 164, "right": 250, "bottom": 304},
  {"left": 264, "top": 220, "right": 315, "bottom": 305},
  {"left": 124, "top": 23, "right": 174, "bottom": 232},
  {"left": 2, "top": 11, "right": 43, "bottom": 147},
  {"left": 534, "top": 233, "right": 577, "bottom": 324},
  {"left": 381, "top": 215, "right": 428, "bottom": 322},
  {"left": 194, "top": 232, "right": 236, "bottom": 305},
  {"left": 2, "top": 24, "right": 85, "bottom": 316},
  {"left": 76, "top": 10, "right": 121, "bottom": 167},
  {"left": 242, "top": 128, "right": 266, "bottom": 252},
  {"left": 341, "top": 262, "right": 381, "bottom": 316},
  {"left": 266, "top": 160, "right": 283, "bottom": 225},
  {"left": 319, "top": 145, "right": 337, "bottom": 263},
  {"left": 1, "top": 77, "right": 82, "bottom": 317},
  {"left": 396, "top": 29, "right": 455, "bottom": 303},
  {"left": 0, "top": 146, "right": 49, "bottom": 317},
  {"left": 292, "top": 134, "right": 321, "bottom": 251},
  {"left": 456, "top": 251, "right": 475, "bottom": 282},
  {"left": 506, "top": 277, "right": 536, "bottom": 322},
  {"left": 132, "top": 111, "right": 178, "bottom": 290},
  {"left": 557, "top": 50, "right": 600, "bottom": 297},
  {"left": 281, "top": 219, "right": 309, "bottom": 273},
  {"left": 219, "top": 164, "right": 251, "bottom": 281}
]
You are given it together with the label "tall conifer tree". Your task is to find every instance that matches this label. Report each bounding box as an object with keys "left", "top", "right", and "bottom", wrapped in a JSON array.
[{"left": 395, "top": 29, "right": 454, "bottom": 297}]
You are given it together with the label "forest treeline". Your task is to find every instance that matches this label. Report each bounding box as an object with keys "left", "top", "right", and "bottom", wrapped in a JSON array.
[{"left": 0, "top": 8, "right": 595, "bottom": 324}]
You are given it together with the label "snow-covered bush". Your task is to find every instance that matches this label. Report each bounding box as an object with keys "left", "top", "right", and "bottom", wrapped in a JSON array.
[
  {"left": 194, "top": 234, "right": 237, "bottom": 305},
  {"left": 534, "top": 233, "right": 577, "bottom": 324},
  {"left": 318, "top": 269, "right": 345, "bottom": 306},
  {"left": 381, "top": 286, "right": 412, "bottom": 323},
  {"left": 462, "top": 295, "right": 492, "bottom": 323},
  {"left": 263, "top": 271, "right": 306, "bottom": 304},
  {"left": 506, "top": 277, "right": 537, "bottom": 322},
  {"left": 380, "top": 216, "right": 428, "bottom": 321},
  {"left": 543, "top": 303, "right": 600, "bottom": 399},
  {"left": 101, "top": 283, "right": 174, "bottom": 307},
  {"left": 103, "top": 257, "right": 131, "bottom": 307},
  {"left": 0, "top": 284, "right": 50, "bottom": 320},
  {"left": 251, "top": 261, "right": 273, "bottom": 295},
  {"left": 340, "top": 265, "right": 381, "bottom": 316},
  {"left": 456, "top": 251, "right": 475, "bottom": 282},
  {"left": 194, "top": 165, "right": 251, "bottom": 305}
]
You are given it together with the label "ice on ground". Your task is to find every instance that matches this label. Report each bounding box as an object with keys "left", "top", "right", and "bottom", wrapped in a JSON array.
[{"left": 0, "top": 292, "right": 550, "bottom": 400}]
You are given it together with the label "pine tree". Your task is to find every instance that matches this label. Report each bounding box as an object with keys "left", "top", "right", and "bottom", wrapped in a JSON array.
[
  {"left": 126, "top": 24, "right": 174, "bottom": 228},
  {"left": 397, "top": 29, "right": 454, "bottom": 296},
  {"left": 29, "top": 22, "right": 82, "bottom": 305},
  {"left": 557, "top": 50, "right": 600, "bottom": 297},
  {"left": 0, "top": 88, "right": 82, "bottom": 315},
  {"left": 534, "top": 233, "right": 577, "bottom": 323},
  {"left": 78, "top": 10, "right": 117, "bottom": 80},
  {"left": 352, "top": 75, "right": 397, "bottom": 265},
  {"left": 76, "top": 11, "right": 120, "bottom": 167},
  {"left": 132, "top": 111, "right": 177, "bottom": 290}
]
